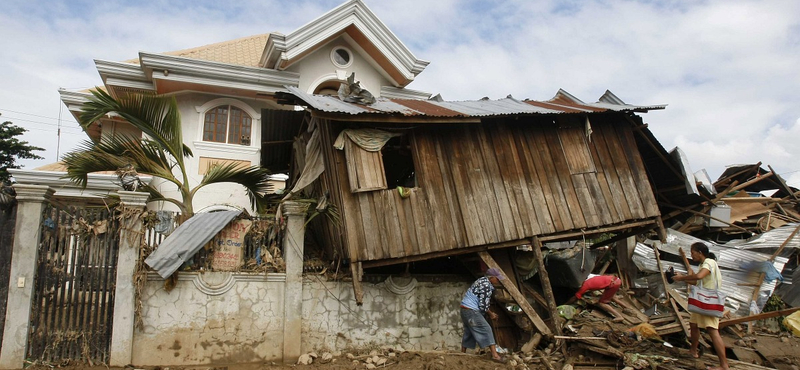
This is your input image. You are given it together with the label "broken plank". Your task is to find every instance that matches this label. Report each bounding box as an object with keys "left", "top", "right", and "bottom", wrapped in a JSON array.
[
  {"left": 478, "top": 251, "right": 552, "bottom": 336},
  {"left": 575, "top": 343, "right": 623, "bottom": 359},
  {"left": 719, "top": 306, "right": 800, "bottom": 328}
]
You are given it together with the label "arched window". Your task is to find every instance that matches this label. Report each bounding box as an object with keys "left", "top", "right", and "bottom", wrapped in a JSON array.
[{"left": 203, "top": 105, "right": 252, "bottom": 145}]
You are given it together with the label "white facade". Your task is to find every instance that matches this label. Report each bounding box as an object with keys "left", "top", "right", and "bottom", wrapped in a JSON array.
[{"left": 53, "top": 0, "right": 429, "bottom": 213}]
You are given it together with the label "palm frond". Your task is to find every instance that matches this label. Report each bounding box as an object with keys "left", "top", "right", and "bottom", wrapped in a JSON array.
[
  {"left": 193, "top": 163, "right": 273, "bottom": 212},
  {"left": 80, "top": 89, "right": 192, "bottom": 161},
  {"left": 61, "top": 140, "right": 132, "bottom": 187}
]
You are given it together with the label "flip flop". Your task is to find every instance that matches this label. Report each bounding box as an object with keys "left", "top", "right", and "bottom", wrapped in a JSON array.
[{"left": 491, "top": 355, "right": 507, "bottom": 363}]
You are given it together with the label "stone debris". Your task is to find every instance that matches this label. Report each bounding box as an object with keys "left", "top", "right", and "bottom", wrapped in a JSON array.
[{"left": 296, "top": 353, "right": 313, "bottom": 365}]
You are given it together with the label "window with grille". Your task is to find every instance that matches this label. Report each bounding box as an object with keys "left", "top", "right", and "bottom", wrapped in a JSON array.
[{"left": 203, "top": 105, "right": 252, "bottom": 145}]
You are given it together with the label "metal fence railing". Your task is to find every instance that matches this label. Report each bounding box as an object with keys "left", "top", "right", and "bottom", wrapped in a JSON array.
[{"left": 27, "top": 204, "right": 120, "bottom": 365}]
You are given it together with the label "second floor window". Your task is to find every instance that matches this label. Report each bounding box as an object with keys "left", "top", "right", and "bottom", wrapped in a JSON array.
[{"left": 203, "top": 105, "right": 252, "bottom": 145}]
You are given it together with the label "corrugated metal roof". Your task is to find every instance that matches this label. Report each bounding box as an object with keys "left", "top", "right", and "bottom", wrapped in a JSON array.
[
  {"left": 280, "top": 86, "right": 666, "bottom": 118},
  {"left": 144, "top": 210, "right": 242, "bottom": 278}
]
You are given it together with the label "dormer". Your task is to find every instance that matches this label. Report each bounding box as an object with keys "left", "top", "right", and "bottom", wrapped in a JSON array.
[{"left": 260, "top": 0, "right": 429, "bottom": 90}]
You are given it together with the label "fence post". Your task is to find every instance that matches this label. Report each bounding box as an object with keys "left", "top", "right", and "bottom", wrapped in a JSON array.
[
  {"left": 281, "top": 201, "right": 308, "bottom": 364},
  {"left": 0, "top": 184, "right": 53, "bottom": 369},
  {"left": 109, "top": 191, "right": 149, "bottom": 367}
]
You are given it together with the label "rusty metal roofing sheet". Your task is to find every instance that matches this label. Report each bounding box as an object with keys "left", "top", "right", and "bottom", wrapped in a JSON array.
[
  {"left": 144, "top": 210, "right": 241, "bottom": 278},
  {"left": 282, "top": 86, "right": 666, "bottom": 118}
]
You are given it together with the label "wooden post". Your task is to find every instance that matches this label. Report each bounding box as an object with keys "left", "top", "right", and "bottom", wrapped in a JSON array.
[
  {"left": 531, "top": 237, "right": 562, "bottom": 336},
  {"left": 351, "top": 262, "right": 364, "bottom": 305},
  {"left": 478, "top": 252, "right": 552, "bottom": 337}
]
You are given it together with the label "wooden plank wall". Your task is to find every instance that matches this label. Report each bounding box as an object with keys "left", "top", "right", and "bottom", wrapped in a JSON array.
[{"left": 320, "top": 114, "right": 660, "bottom": 263}]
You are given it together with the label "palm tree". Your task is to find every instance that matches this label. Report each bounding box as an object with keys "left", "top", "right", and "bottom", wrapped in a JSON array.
[{"left": 63, "top": 89, "right": 272, "bottom": 216}]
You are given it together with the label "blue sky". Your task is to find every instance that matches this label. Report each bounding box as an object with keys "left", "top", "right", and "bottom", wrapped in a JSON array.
[{"left": 2, "top": 0, "right": 800, "bottom": 186}]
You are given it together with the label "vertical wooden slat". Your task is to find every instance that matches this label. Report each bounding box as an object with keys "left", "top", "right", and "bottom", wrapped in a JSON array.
[
  {"left": 542, "top": 126, "right": 587, "bottom": 229},
  {"left": 583, "top": 173, "right": 614, "bottom": 225},
  {"left": 503, "top": 123, "right": 551, "bottom": 235},
  {"left": 414, "top": 131, "right": 458, "bottom": 251},
  {"left": 615, "top": 123, "right": 660, "bottom": 217},
  {"left": 586, "top": 133, "right": 623, "bottom": 224},
  {"left": 598, "top": 123, "right": 645, "bottom": 218},
  {"left": 571, "top": 174, "right": 601, "bottom": 227},
  {"left": 370, "top": 192, "right": 392, "bottom": 259},
  {"left": 590, "top": 122, "right": 633, "bottom": 221},
  {"left": 475, "top": 125, "right": 520, "bottom": 240},
  {"left": 528, "top": 125, "right": 575, "bottom": 230},
  {"left": 431, "top": 130, "right": 467, "bottom": 249},
  {"left": 446, "top": 129, "right": 488, "bottom": 246},
  {"left": 464, "top": 126, "right": 502, "bottom": 243}
]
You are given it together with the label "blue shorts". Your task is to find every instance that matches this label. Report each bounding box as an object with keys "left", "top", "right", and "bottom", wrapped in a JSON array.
[{"left": 461, "top": 308, "right": 496, "bottom": 349}]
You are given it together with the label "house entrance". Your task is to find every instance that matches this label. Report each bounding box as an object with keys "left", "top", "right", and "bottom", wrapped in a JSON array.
[{"left": 26, "top": 204, "right": 120, "bottom": 365}]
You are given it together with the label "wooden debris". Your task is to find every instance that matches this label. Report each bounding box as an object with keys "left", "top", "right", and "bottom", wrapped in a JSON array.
[
  {"left": 719, "top": 306, "right": 800, "bottom": 328},
  {"left": 478, "top": 251, "right": 552, "bottom": 336}
]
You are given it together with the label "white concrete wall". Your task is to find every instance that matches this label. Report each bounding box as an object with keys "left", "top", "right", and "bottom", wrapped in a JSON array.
[
  {"left": 133, "top": 272, "right": 287, "bottom": 365},
  {"left": 286, "top": 36, "right": 393, "bottom": 96},
  {"left": 132, "top": 272, "right": 468, "bottom": 366},
  {"left": 302, "top": 277, "right": 467, "bottom": 353}
]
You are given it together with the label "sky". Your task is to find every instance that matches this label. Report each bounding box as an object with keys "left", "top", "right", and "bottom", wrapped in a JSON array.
[{"left": 2, "top": 0, "right": 800, "bottom": 187}]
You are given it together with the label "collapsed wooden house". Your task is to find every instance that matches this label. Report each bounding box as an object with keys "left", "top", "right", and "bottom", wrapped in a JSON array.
[{"left": 275, "top": 86, "right": 668, "bottom": 338}]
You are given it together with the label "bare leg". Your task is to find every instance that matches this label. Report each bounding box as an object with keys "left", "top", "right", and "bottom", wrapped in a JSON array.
[
  {"left": 461, "top": 346, "right": 467, "bottom": 353},
  {"left": 689, "top": 323, "right": 700, "bottom": 358},
  {"left": 597, "top": 302, "right": 625, "bottom": 322},
  {"left": 707, "top": 327, "right": 729, "bottom": 370},
  {"left": 489, "top": 344, "right": 501, "bottom": 360}
]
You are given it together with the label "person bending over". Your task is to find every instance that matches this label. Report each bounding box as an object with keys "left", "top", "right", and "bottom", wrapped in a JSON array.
[{"left": 564, "top": 274, "right": 626, "bottom": 322}]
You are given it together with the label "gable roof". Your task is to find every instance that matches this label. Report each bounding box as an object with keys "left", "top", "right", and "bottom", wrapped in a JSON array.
[{"left": 260, "top": 0, "right": 429, "bottom": 87}]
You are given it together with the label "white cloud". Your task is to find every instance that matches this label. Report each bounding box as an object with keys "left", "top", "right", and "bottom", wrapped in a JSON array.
[{"left": 2, "top": 0, "right": 799, "bottom": 189}]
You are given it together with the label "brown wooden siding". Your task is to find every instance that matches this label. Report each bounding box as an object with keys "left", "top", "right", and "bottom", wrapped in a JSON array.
[{"left": 319, "top": 114, "right": 659, "bottom": 263}]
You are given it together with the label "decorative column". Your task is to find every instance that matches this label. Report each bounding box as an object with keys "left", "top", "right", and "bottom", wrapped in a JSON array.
[
  {"left": 281, "top": 201, "right": 309, "bottom": 364},
  {"left": 0, "top": 184, "right": 53, "bottom": 369},
  {"left": 109, "top": 191, "right": 149, "bottom": 367}
]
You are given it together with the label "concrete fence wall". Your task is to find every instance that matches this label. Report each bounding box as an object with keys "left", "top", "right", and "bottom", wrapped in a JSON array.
[
  {"left": 132, "top": 272, "right": 468, "bottom": 366},
  {"left": 0, "top": 187, "right": 470, "bottom": 368}
]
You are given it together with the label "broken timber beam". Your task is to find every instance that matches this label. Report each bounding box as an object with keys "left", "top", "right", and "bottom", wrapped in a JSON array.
[
  {"left": 652, "top": 245, "right": 694, "bottom": 342},
  {"left": 531, "top": 237, "right": 562, "bottom": 336},
  {"left": 478, "top": 251, "right": 552, "bottom": 337},
  {"left": 719, "top": 306, "right": 800, "bottom": 328}
]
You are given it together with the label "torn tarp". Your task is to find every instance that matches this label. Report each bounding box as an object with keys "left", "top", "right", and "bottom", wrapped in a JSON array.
[{"left": 145, "top": 210, "right": 242, "bottom": 278}]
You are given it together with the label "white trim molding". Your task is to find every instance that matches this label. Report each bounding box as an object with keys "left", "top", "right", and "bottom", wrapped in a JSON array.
[
  {"left": 260, "top": 0, "right": 429, "bottom": 87},
  {"left": 9, "top": 168, "right": 153, "bottom": 200},
  {"left": 193, "top": 141, "right": 261, "bottom": 155},
  {"left": 140, "top": 52, "right": 300, "bottom": 94}
]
